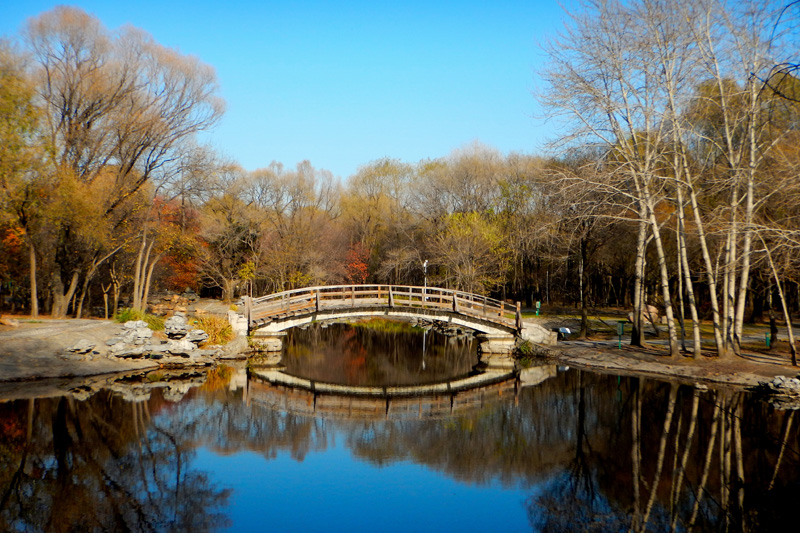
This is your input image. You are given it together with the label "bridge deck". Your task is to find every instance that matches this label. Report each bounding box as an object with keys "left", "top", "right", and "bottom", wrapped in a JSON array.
[{"left": 244, "top": 284, "right": 521, "bottom": 331}]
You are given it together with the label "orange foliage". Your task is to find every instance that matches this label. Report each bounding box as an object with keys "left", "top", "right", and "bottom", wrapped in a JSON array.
[
  {"left": 345, "top": 242, "right": 369, "bottom": 284},
  {"left": 163, "top": 253, "right": 201, "bottom": 292}
]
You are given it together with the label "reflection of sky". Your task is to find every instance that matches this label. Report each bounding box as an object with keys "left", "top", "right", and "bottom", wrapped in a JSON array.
[{"left": 195, "top": 433, "right": 533, "bottom": 532}]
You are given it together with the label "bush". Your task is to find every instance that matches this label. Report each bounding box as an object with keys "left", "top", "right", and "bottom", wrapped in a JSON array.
[
  {"left": 114, "top": 307, "right": 145, "bottom": 323},
  {"left": 144, "top": 314, "right": 165, "bottom": 331},
  {"left": 195, "top": 315, "right": 234, "bottom": 345},
  {"left": 114, "top": 308, "right": 164, "bottom": 331}
]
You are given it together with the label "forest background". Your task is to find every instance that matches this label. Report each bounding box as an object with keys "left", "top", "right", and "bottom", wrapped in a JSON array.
[{"left": 1, "top": 1, "right": 800, "bottom": 361}]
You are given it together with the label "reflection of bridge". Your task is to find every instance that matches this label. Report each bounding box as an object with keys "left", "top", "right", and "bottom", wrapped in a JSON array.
[
  {"left": 247, "top": 368, "right": 519, "bottom": 420},
  {"left": 241, "top": 285, "right": 554, "bottom": 361}
]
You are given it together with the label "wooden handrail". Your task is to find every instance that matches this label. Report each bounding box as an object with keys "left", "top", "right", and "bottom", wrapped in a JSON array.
[{"left": 247, "top": 284, "right": 521, "bottom": 330}]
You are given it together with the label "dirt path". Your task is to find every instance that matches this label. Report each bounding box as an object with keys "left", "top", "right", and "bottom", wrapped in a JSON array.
[
  {"left": 552, "top": 340, "right": 795, "bottom": 389},
  {"left": 0, "top": 319, "right": 158, "bottom": 382}
]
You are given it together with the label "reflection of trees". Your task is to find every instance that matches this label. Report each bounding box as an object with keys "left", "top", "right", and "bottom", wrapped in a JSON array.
[
  {"left": 0, "top": 393, "right": 230, "bottom": 532},
  {"left": 3, "top": 367, "right": 799, "bottom": 531},
  {"left": 522, "top": 376, "right": 800, "bottom": 532},
  {"left": 283, "top": 324, "right": 478, "bottom": 386}
]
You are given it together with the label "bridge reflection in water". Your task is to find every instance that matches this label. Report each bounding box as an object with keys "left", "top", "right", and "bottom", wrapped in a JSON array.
[{"left": 247, "top": 365, "right": 557, "bottom": 420}]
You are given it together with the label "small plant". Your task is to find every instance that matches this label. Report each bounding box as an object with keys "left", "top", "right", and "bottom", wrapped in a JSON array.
[
  {"left": 144, "top": 314, "right": 165, "bottom": 331},
  {"left": 114, "top": 307, "right": 145, "bottom": 323},
  {"left": 114, "top": 308, "right": 165, "bottom": 331},
  {"left": 229, "top": 304, "right": 239, "bottom": 312},
  {"left": 195, "top": 315, "right": 234, "bottom": 345},
  {"left": 516, "top": 339, "right": 534, "bottom": 357}
]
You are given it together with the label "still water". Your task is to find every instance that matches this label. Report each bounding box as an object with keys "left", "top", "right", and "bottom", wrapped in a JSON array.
[{"left": 1, "top": 323, "right": 798, "bottom": 532}]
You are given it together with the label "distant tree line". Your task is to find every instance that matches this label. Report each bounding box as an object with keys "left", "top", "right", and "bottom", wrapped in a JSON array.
[{"left": 1, "top": 3, "right": 799, "bottom": 361}]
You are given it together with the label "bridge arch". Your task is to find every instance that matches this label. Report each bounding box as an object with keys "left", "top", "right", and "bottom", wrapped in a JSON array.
[{"left": 241, "top": 285, "right": 555, "bottom": 362}]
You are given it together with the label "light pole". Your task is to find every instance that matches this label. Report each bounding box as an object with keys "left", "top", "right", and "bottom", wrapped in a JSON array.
[{"left": 423, "top": 260, "right": 428, "bottom": 301}]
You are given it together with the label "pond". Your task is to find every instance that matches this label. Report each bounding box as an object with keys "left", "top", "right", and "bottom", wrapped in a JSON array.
[{"left": 0, "top": 323, "right": 798, "bottom": 532}]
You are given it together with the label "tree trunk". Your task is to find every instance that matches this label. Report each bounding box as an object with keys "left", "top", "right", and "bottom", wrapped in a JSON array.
[
  {"left": 51, "top": 270, "right": 80, "bottom": 319},
  {"left": 765, "top": 245, "right": 797, "bottom": 366},
  {"left": 140, "top": 252, "right": 164, "bottom": 313},
  {"left": 28, "top": 240, "right": 38, "bottom": 319},
  {"left": 631, "top": 220, "right": 648, "bottom": 347},
  {"left": 676, "top": 185, "right": 701, "bottom": 357},
  {"left": 646, "top": 198, "right": 680, "bottom": 357},
  {"left": 578, "top": 236, "right": 590, "bottom": 338}
]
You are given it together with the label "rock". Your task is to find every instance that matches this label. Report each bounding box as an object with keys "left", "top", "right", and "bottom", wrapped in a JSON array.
[
  {"left": 105, "top": 337, "right": 124, "bottom": 346},
  {"left": 519, "top": 323, "right": 558, "bottom": 346},
  {"left": 167, "top": 339, "right": 196, "bottom": 356},
  {"left": 67, "top": 340, "right": 96, "bottom": 354},
  {"left": 123, "top": 320, "right": 149, "bottom": 330},
  {"left": 164, "top": 315, "right": 189, "bottom": 339},
  {"left": 132, "top": 327, "right": 152, "bottom": 345},
  {"left": 144, "top": 343, "right": 170, "bottom": 354},
  {"left": 0, "top": 317, "right": 20, "bottom": 327},
  {"left": 113, "top": 347, "right": 146, "bottom": 358},
  {"left": 222, "top": 335, "right": 249, "bottom": 358},
  {"left": 184, "top": 329, "right": 209, "bottom": 345}
]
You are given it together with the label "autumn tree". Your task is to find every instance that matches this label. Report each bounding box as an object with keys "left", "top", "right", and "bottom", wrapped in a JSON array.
[
  {"left": 20, "top": 6, "right": 223, "bottom": 317},
  {"left": 0, "top": 42, "right": 46, "bottom": 316}
]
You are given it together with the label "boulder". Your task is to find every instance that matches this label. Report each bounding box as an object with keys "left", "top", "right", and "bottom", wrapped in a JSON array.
[
  {"left": 185, "top": 329, "right": 209, "bottom": 345},
  {"left": 67, "top": 340, "right": 96, "bottom": 354},
  {"left": 132, "top": 327, "right": 152, "bottom": 345},
  {"left": 519, "top": 323, "right": 558, "bottom": 346},
  {"left": 164, "top": 315, "right": 189, "bottom": 339},
  {"left": 167, "top": 339, "right": 196, "bottom": 356}
]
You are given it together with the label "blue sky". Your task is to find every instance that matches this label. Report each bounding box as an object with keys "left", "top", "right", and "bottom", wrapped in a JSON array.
[{"left": 0, "top": 1, "right": 569, "bottom": 178}]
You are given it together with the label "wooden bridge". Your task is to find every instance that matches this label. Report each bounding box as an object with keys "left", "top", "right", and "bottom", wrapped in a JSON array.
[{"left": 240, "top": 284, "right": 538, "bottom": 361}]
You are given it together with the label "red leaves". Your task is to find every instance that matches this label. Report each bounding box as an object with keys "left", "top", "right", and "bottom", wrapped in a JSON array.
[{"left": 344, "top": 242, "right": 369, "bottom": 284}]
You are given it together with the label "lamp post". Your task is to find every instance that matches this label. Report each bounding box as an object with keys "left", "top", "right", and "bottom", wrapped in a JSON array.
[{"left": 423, "top": 260, "right": 428, "bottom": 302}]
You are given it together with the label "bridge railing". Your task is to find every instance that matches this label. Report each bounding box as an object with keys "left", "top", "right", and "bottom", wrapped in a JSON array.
[{"left": 246, "top": 284, "right": 521, "bottom": 330}]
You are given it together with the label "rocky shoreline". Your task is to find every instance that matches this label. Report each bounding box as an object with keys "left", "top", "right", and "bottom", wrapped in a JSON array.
[{"left": 3, "top": 317, "right": 799, "bottom": 407}]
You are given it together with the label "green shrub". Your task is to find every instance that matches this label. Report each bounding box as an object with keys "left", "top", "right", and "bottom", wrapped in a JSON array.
[
  {"left": 144, "top": 314, "right": 165, "bottom": 331},
  {"left": 516, "top": 340, "right": 534, "bottom": 357},
  {"left": 114, "top": 307, "right": 145, "bottom": 323},
  {"left": 195, "top": 315, "right": 234, "bottom": 345},
  {"left": 114, "top": 308, "right": 164, "bottom": 331}
]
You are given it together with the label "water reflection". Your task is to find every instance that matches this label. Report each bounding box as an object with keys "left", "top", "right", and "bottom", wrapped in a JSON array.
[
  {"left": 1, "top": 341, "right": 799, "bottom": 531},
  {"left": 282, "top": 323, "right": 479, "bottom": 386},
  {"left": 0, "top": 390, "right": 231, "bottom": 532}
]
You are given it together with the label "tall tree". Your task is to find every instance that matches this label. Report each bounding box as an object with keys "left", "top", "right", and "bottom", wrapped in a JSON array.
[{"left": 22, "top": 6, "right": 223, "bottom": 317}]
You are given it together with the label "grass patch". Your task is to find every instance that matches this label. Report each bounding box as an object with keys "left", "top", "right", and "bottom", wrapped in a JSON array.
[
  {"left": 114, "top": 308, "right": 165, "bottom": 331},
  {"left": 351, "top": 318, "right": 423, "bottom": 333},
  {"left": 194, "top": 315, "right": 234, "bottom": 345}
]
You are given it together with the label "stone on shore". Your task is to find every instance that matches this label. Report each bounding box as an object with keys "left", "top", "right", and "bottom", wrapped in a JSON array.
[
  {"left": 164, "top": 314, "right": 189, "bottom": 339},
  {"left": 185, "top": 329, "right": 209, "bottom": 345},
  {"left": 67, "top": 340, "right": 96, "bottom": 354}
]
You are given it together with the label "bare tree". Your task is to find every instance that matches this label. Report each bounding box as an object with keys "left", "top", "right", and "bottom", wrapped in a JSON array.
[{"left": 23, "top": 6, "right": 223, "bottom": 317}]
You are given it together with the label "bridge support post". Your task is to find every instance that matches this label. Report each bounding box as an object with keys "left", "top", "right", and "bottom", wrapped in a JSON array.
[
  {"left": 476, "top": 333, "right": 516, "bottom": 369},
  {"left": 250, "top": 330, "right": 286, "bottom": 363}
]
